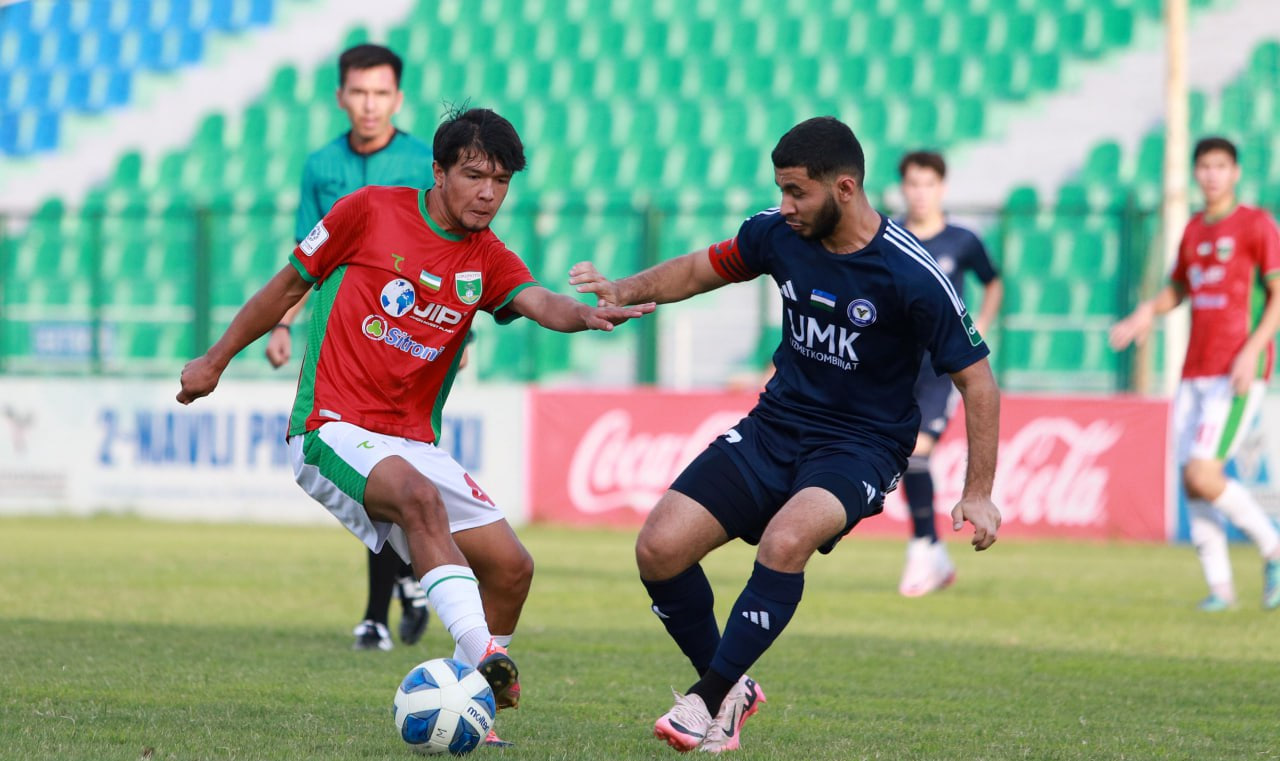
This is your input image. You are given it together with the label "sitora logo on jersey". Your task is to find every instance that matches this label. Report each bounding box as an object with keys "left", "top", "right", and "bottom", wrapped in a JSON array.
[
  {"left": 380, "top": 278, "right": 416, "bottom": 317},
  {"left": 786, "top": 307, "right": 860, "bottom": 370},
  {"left": 360, "top": 315, "right": 440, "bottom": 361}
]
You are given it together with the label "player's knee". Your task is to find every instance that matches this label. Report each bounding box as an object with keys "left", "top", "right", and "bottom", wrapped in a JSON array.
[
  {"left": 635, "top": 529, "right": 675, "bottom": 578},
  {"left": 1183, "top": 461, "right": 1223, "bottom": 501},
  {"left": 757, "top": 527, "right": 817, "bottom": 571}
]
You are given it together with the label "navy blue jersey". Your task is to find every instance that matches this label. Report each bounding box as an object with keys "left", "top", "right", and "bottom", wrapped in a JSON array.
[
  {"left": 709, "top": 211, "right": 989, "bottom": 458},
  {"left": 903, "top": 222, "right": 999, "bottom": 299}
]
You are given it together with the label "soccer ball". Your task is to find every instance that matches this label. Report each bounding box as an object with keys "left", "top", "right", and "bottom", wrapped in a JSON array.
[{"left": 393, "top": 658, "right": 496, "bottom": 755}]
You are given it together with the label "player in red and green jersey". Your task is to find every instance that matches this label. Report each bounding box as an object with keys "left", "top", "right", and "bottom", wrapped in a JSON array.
[
  {"left": 178, "top": 108, "right": 655, "bottom": 740},
  {"left": 272, "top": 43, "right": 439, "bottom": 656},
  {"left": 1111, "top": 136, "right": 1280, "bottom": 611}
]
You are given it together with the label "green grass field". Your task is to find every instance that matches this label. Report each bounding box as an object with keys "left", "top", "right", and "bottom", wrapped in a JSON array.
[{"left": 1, "top": 515, "right": 1277, "bottom": 761}]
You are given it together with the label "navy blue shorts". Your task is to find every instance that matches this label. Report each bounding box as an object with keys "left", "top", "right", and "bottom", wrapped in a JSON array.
[
  {"left": 669, "top": 412, "right": 902, "bottom": 555},
  {"left": 914, "top": 367, "right": 957, "bottom": 442}
]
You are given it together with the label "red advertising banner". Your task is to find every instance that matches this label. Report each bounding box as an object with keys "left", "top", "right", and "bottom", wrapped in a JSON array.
[{"left": 528, "top": 391, "right": 1170, "bottom": 541}]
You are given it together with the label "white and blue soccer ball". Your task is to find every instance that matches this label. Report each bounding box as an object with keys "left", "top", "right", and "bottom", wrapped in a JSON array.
[{"left": 393, "top": 658, "right": 496, "bottom": 755}]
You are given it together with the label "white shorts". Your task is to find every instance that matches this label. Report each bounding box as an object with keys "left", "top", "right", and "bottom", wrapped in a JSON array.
[
  {"left": 1173, "top": 376, "right": 1267, "bottom": 464},
  {"left": 288, "top": 421, "right": 505, "bottom": 563}
]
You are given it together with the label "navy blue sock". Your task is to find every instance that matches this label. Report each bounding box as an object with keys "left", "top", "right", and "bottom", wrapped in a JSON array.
[
  {"left": 641, "top": 564, "right": 720, "bottom": 677},
  {"left": 904, "top": 457, "right": 937, "bottom": 541},
  {"left": 695, "top": 562, "right": 804, "bottom": 714}
]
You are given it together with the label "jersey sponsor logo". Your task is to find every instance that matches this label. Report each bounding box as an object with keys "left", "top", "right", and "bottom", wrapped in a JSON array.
[
  {"left": 1196, "top": 241, "right": 1213, "bottom": 257},
  {"left": 936, "top": 255, "right": 956, "bottom": 275},
  {"left": 360, "top": 315, "right": 441, "bottom": 361},
  {"left": 379, "top": 278, "right": 417, "bottom": 317},
  {"left": 786, "top": 307, "right": 860, "bottom": 370},
  {"left": 847, "top": 298, "right": 876, "bottom": 327},
  {"left": 1215, "top": 236, "right": 1235, "bottom": 262},
  {"left": 455, "top": 271, "right": 482, "bottom": 305},
  {"left": 1186, "top": 263, "right": 1226, "bottom": 291},
  {"left": 390, "top": 252, "right": 405, "bottom": 272},
  {"left": 411, "top": 302, "right": 464, "bottom": 332},
  {"left": 778, "top": 280, "right": 797, "bottom": 300},
  {"left": 299, "top": 220, "right": 328, "bottom": 255},
  {"left": 809, "top": 289, "right": 837, "bottom": 312},
  {"left": 723, "top": 427, "right": 743, "bottom": 443},
  {"left": 961, "top": 312, "right": 982, "bottom": 346},
  {"left": 1191, "top": 293, "right": 1228, "bottom": 310},
  {"left": 419, "top": 270, "right": 442, "bottom": 291}
]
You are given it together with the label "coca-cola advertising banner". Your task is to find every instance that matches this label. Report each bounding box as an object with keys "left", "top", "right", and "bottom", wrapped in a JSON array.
[{"left": 528, "top": 391, "right": 1172, "bottom": 541}]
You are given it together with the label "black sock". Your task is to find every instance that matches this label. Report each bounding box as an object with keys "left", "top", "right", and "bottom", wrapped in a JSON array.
[
  {"left": 362, "top": 547, "right": 401, "bottom": 625},
  {"left": 641, "top": 564, "right": 721, "bottom": 677},
  {"left": 687, "top": 668, "right": 736, "bottom": 717},
  {"left": 904, "top": 455, "right": 937, "bottom": 541},
  {"left": 701, "top": 561, "right": 804, "bottom": 714}
]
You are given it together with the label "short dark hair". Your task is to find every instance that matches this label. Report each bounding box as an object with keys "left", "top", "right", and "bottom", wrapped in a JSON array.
[
  {"left": 1193, "top": 136, "right": 1237, "bottom": 164},
  {"left": 898, "top": 150, "right": 947, "bottom": 179},
  {"left": 771, "top": 116, "right": 865, "bottom": 184},
  {"left": 433, "top": 107, "right": 527, "bottom": 174},
  {"left": 338, "top": 44, "right": 403, "bottom": 88}
]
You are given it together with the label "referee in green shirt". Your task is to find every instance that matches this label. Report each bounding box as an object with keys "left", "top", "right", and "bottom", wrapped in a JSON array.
[{"left": 268, "top": 43, "right": 434, "bottom": 652}]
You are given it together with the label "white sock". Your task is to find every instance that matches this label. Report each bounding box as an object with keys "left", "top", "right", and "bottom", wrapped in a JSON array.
[
  {"left": 454, "top": 634, "right": 512, "bottom": 667},
  {"left": 420, "top": 564, "right": 492, "bottom": 665},
  {"left": 1189, "top": 500, "right": 1233, "bottom": 592},
  {"left": 1212, "top": 479, "right": 1280, "bottom": 557}
]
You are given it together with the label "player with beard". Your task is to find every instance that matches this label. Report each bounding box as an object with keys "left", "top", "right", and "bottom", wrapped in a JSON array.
[{"left": 570, "top": 117, "right": 1002, "bottom": 752}]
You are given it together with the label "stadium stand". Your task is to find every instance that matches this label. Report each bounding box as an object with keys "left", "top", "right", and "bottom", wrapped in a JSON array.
[{"left": 0, "top": 0, "right": 1258, "bottom": 386}]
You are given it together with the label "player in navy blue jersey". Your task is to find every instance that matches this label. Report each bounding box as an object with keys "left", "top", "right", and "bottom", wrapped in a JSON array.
[
  {"left": 570, "top": 117, "right": 1001, "bottom": 753},
  {"left": 895, "top": 150, "right": 1003, "bottom": 598}
]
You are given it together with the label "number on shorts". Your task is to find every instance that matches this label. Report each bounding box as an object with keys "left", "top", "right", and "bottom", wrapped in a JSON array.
[{"left": 464, "top": 473, "right": 495, "bottom": 506}]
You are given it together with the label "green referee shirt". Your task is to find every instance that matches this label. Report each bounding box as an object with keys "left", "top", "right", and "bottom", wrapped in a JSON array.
[{"left": 294, "top": 129, "right": 435, "bottom": 242}]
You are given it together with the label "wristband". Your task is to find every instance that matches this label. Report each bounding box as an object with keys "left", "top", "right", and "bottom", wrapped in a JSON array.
[{"left": 273, "top": 323, "right": 291, "bottom": 332}]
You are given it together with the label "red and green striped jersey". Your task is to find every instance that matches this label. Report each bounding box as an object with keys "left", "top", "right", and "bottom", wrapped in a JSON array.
[{"left": 288, "top": 185, "right": 537, "bottom": 443}]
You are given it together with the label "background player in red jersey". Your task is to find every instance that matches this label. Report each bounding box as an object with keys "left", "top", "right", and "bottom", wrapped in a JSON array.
[
  {"left": 1111, "top": 136, "right": 1280, "bottom": 611},
  {"left": 176, "top": 108, "right": 654, "bottom": 745}
]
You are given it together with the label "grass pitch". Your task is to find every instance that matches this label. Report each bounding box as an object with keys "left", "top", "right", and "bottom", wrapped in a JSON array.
[{"left": 1, "top": 515, "right": 1277, "bottom": 761}]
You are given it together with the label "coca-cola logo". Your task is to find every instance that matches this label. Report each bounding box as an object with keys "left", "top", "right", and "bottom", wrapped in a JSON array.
[
  {"left": 896, "top": 417, "right": 1123, "bottom": 527},
  {"left": 567, "top": 409, "right": 747, "bottom": 514}
]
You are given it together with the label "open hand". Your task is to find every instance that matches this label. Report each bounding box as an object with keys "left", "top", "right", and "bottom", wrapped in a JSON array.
[
  {"left": 569, "top": 262, "right": 621, "bottom": 307},
  {"left": 581, "top": 302, "right": 656, "bottom": 331}
]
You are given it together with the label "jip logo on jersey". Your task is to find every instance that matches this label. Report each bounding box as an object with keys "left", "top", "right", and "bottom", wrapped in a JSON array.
[{"left": 456, "top": 272, "right": 482, "bottom": 305}]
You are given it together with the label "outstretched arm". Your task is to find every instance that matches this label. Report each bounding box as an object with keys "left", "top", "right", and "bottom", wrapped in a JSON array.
[
  {"left": 507, "top": 285, "right": 655, "bottom": 333},
  {"left": 948, "top": 356, "right": 1001, "bottom": 551},
  {"left": 178, "top": 264, "right": 312, "bottom": 404},
  {"left": 569, "top": 249, "right": 731, "bottom": 307},
  {"left": 1109, "top": 283, "right": 1183, "bottom": 351}
]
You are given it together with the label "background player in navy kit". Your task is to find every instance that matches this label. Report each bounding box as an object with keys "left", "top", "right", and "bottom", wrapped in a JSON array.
[
  {"left": 570, "top": 117, "right": 1001, "bottom": 753},
  {"left": 895, "top": 151, "right": 1003, "bottom": 597}
]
